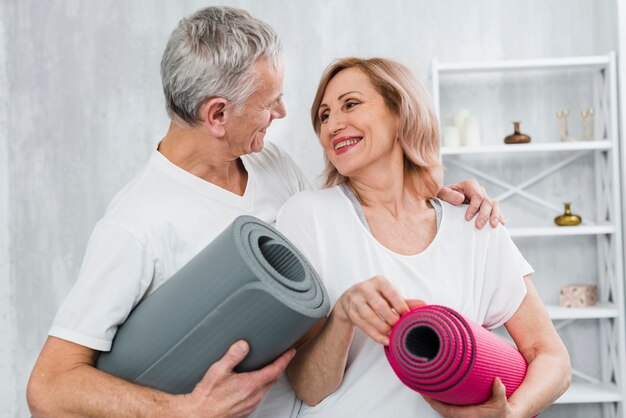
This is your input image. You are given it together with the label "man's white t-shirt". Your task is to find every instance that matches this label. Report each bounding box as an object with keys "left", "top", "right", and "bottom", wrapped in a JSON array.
[
  {"left": 50, "top": 141, "right": 309, "bottom": 418},
  {"left": 276, "top": 186, "right": 533, "bottom": 418}
]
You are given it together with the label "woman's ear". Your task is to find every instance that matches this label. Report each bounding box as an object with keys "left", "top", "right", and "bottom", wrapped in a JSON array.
[{"left": 199, "top": 97, "right": 229, "bottom": 137}]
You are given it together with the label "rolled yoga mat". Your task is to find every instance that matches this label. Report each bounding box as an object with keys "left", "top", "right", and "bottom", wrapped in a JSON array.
[
  {"left": 96, "top": 215, "right": 329, "bottom": 394},
  {"left": 385, "top": 305, "right": 527, "bottom": 405}
]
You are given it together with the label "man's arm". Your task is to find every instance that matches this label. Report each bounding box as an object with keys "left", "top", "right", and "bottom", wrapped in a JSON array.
[
  {"left": 27, "top": 336, "right": 294, "bottom": 418},
  {"left": 438, "top": 178, "right": 504, "bottom": 229}
]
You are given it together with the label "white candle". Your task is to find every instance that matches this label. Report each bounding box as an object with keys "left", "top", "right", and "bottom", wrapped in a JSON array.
[
  {"left": 463, "top": 117, "right": 481, "bottom": 147},
  {"left": 453, "top": 108, "right": 471, "bottom": 133},
  {"left": 443, "top": 126, "right": 461, "bottom": 147}
]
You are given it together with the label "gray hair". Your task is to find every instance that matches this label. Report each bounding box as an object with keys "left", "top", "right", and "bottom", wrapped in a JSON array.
[{"left": 161, "top": 6, "right": 283, "bottom": 126}]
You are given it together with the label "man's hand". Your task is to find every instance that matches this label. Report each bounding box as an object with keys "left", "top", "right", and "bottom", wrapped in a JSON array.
[
  {"left": 28, "top": 336, "right": 294, "bottom": 418},
  {"left": 186, "top": 340, "right": 296, "bottom": 418},
  {"left": 423, "top": 377, "right": 514, "bottom": 418},
  {"left": 438, "top": 179, "right": 504, "bottom": 229}
]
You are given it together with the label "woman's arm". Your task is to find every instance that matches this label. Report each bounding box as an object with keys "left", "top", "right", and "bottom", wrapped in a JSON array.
[
  {"left": 286, "top": 310, "right": 354, "bottom": 406},
  {"left": 505, "top": 276, "right": 571, "bottom": 415},
  {"left": 287, "top": 276, "right": 415, "bottom": 406},
  {"left": 424, "top": 275, "right": 571, "bottom": 418}
]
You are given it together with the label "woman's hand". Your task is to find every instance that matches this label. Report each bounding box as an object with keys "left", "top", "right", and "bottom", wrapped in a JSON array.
[
  {"left": 423, "top": 377, "right": 515, "bottom": 418},
  {"left": 334, "top": 275, "right": 424, "bottom": 345},
  {"left": 437, "top": 179, "right": 504, "bottom": 229}
]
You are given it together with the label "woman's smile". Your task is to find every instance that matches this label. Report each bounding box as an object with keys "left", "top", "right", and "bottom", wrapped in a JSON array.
[{"left": 332, "top": 136, "right": 363, "bottom": 154}]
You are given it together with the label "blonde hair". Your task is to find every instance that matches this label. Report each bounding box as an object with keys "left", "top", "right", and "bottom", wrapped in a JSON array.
[{"left": 311, "top": 57, "right": 442, "bottom": 198}]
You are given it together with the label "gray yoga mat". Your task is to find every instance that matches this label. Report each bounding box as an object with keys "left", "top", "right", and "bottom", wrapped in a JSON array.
[{"left": 96, "top": 215, "right": 329, "bottom": 394}]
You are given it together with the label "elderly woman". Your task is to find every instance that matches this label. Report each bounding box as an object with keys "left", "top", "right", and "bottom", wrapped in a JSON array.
[{"left": 276, "top": 57, "right": 571, "bottom": 418}]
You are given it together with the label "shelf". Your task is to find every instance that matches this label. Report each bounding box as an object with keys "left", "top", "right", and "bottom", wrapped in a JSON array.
[
  {"left": 434, "top": 55, "right": 610, "bottom": 74},
  {"left": 441, "top": 140, "right": 612, "bottom": 156},
  {"left": 433, "top": 53, "right": 626, "bottom": 415},
  {"left": 555, "top": 382, "right": 622, "bottom": 404},
  {"left": 547, "top": 303, "right": 619, "bottom": 320},
  {"left": 509, "top": 225, "right": 615, "bottom": 237}
]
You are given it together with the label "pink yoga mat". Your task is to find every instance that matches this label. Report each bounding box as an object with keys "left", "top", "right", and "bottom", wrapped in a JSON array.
[{"left": 385, "top": 305, "right": 527, "bottom": 405}]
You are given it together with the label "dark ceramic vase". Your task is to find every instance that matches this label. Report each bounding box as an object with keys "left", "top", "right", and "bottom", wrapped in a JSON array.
[{"left": 504, "top": 121, "right": 531, "bottom": 144}]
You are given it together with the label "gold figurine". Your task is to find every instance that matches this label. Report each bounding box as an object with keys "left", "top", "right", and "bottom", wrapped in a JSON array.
[
  {"left": 554, "top": 202, "right": 582, "bottom": 226},
  {"left": 557, "top": 109, "right": 574, "bottom": 142},
  {"left": 581, "top": 108, "right": 594, "bottom": 141}
]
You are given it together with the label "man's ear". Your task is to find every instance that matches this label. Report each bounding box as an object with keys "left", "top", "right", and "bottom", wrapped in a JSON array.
[{"left": 199, "top": 97, "right": 229, "bottom": 137}]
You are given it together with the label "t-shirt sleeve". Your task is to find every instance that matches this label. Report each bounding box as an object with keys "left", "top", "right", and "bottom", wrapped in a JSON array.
[
  {"left": 275, "top": 193, "right": 323, "bottom": 276},
  {"left": 481, "top": 225, "right": 533, "bottom": 330},
  {"left": 272, "top": 143, "right": 313, "bottom": 193},
  {"left": 49, "top": 221, "right": 154, "bottom": 351}
]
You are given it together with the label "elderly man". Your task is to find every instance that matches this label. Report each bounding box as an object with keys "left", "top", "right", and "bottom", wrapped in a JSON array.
[{"left": 27, "top": 6, "right": 501, "bottom": 418}]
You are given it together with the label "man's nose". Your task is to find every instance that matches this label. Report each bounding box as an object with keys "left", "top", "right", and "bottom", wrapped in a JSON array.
[{"left": 272, "top": 100, "right": 287, "bottom": 119}]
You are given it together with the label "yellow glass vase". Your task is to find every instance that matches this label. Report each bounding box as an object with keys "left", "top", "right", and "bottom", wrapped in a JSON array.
[{"left": 554, "top": 202, "right": 582, "bottom": 226}]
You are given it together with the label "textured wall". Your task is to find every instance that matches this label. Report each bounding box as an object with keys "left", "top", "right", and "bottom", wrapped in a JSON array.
[
  {"left": 0, "top": 0, "right": 18, "bottom": 412},
  {"left": 0, "top": 0, "right": 618, "bottom": 416}
]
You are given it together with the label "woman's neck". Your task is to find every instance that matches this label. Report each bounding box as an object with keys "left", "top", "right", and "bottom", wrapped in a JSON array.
[
  {"left": 347, "top": 173, "right": 429, "bottom": 219},
  {"left": 347, "top": 170, "right": 436, "bottom": 257}
]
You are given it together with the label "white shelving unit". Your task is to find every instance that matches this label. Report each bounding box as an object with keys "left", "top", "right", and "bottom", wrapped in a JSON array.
[
  {"left": 557, "top": 383, "right": 622, "bottom": 404},
  {"left": 441, "top": 140, "right": 612, "bottom": 155},
  {"left": 547, "top": 304, "right": 619, "bottom": 320},
  {"left": 508, "top": 225, "right": 616, "bottom": 237},
  {"left": 432, "top": 53, "right": 625, "bottom": 418}
]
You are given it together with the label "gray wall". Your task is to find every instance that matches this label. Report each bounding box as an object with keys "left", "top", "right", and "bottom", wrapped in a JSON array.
[
  {"left": 0, "top": 0, "right": 618, "bottom": 416},
  {"left": 0, "top": 0, "right": 17, "bottom": 410}
]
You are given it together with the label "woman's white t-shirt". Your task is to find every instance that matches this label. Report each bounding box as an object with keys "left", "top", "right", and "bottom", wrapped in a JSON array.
[{"left": 276, "top": 186, "right": 532, "bottom": 418}]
